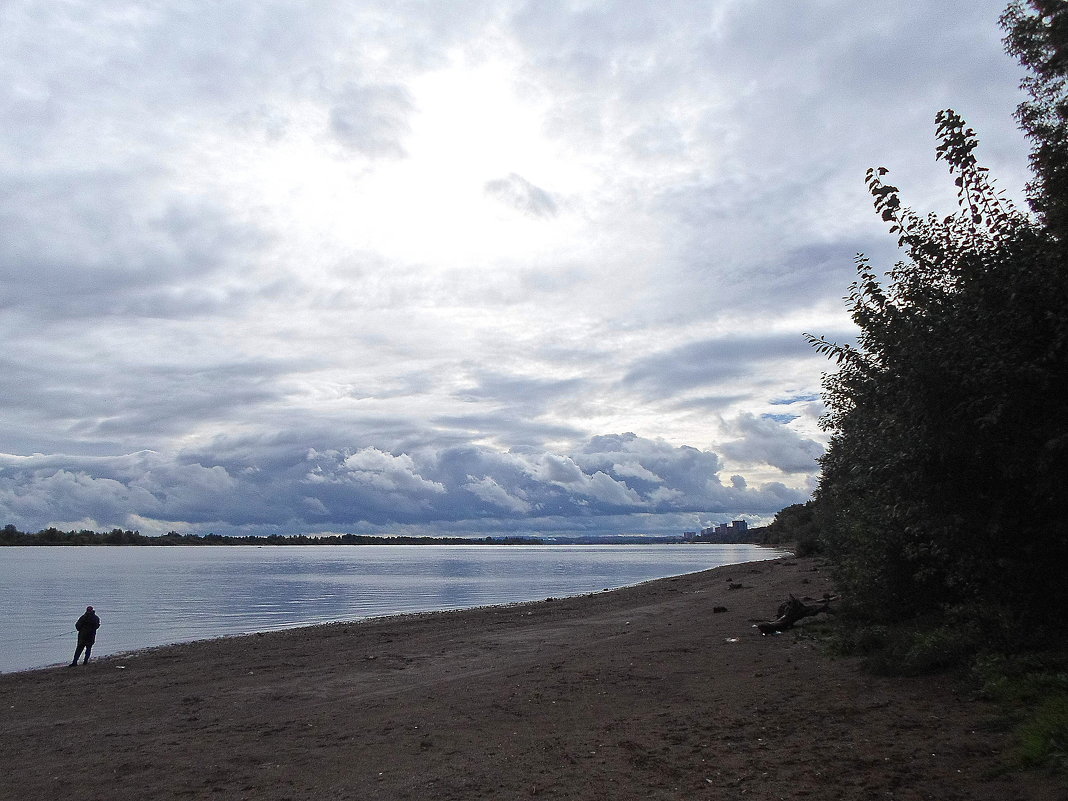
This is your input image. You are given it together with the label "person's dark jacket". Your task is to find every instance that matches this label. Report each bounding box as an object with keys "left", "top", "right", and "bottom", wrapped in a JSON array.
[{"left": 75, "top": 610, "right": 100, "bottom": 645}]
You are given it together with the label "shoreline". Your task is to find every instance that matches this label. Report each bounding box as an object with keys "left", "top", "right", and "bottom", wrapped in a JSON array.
[
  {"left": 0, "top": 556, "right": 1059, "bottom": 800},
  {"left": 2, "top": 542, "right": 788, "bottom": 675}
]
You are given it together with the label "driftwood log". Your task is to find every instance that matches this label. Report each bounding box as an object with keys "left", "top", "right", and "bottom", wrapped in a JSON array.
[{"left": 757, "top": 594, "right": 836, "bottom": 635}]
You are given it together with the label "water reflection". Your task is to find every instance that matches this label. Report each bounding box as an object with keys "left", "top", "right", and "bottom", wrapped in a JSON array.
[{"left": 1, "top": 544, "right": 787, "bottom": 673}]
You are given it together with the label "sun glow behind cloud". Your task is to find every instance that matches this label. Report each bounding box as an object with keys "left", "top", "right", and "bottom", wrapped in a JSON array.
[
  {"left": 204, "top": 52, "right": 596, "bottom": 284},
  {"left": 0, "top": 0, "right": 1031, "bottom": 537}
]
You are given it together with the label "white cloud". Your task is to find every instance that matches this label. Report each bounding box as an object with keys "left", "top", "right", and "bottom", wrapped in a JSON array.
[
  {"left": 484, "top": 173, "right": 559, "bottom": 217},
  {"left": 0, "top": 432, "right": 813, "bottom": 533},
  {"left": 611, "top": 461, "right": 663, "bottom": 483},
  {"left": 0, "top": 0, "right": 1030, "bottom": 536},
  {"left": 463, "top": 475, "right": 533, "bottom": 514},
  {"left": 329, "top": 83, "right": 413, "bottom": 157},
  {"left": 534, "top": 454, "right": 588, "bottom": 485},
  {"left": 720, "top": 414, "right": 825, "bottom": 475}
]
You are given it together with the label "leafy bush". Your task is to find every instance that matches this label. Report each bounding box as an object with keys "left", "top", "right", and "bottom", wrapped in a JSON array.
[
  {"left": 829, "top": 609, "right": 999, "bottom": 677},
  {"left": 759, "top": 501, "right": 822, "bottom": 555},
  {"left": 972, "top": 650, "right": 1068, "bottom": 771},
  {"left": 1018, "top": 696, "right": 1068, "bottom": 771},
  {"left": 808, "top": 1, "right": 1068, "bottom": 627}
]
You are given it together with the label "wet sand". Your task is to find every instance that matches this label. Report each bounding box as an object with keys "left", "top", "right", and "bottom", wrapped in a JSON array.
[{"left": 0, "top": 556, "right": 1061, "bottom": 800}]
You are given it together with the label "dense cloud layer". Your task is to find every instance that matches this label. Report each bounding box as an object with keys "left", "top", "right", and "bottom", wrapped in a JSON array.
[
  {"left": 0, "top": 1, "right": 1029, "bottom": 536},
  {"left": 0, "top": 433, "right": 812, "bottom": 535}
]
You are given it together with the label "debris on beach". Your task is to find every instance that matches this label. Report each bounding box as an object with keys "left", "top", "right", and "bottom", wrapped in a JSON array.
[{"left": 757, "top": 593, "right": 836, "bottom": 635}]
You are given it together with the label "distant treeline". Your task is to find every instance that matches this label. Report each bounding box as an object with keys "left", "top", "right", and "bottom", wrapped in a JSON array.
[{"left": 0, "top": 524, "right": 543, "bottom": 547}]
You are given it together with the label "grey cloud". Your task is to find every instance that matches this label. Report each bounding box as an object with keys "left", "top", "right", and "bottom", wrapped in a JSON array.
[
  {"left": 300, "top": 447, "right": 447, "bottom": 521},
  {"left": 511, "top": 0, "right": 696, "bottom": 95},
  {"left": 623, "top": 334, "right": 817, "bottom": 400},
  {"left": 720, "top": 413, "right": 824, "bottom": 474},
  {"left": 670, "top": 393, "right": 752, "bottom": 414},
  {"left": 625, "top": 120, "right": 687, "bottom": 159},
  {"left": 690, "top": 2, "right": 1025, "bottom": 161},
  {"left": 532, "top": 453, "right": 586, "bottom": 484},
  {"left": 429, "top": 413, "right": 585, "bottom": 452},
  {"left": 576, "top": 433, "right": 722, "bottom": 500},
  {"left": 458, "top": 369, "right": 584, "bottom": 411},
  {"left": 1, "top": 346, "right": 309, "bottom": 457},
  {"left": 0, "top": 451, "right": 231, "bottom": 527},
  {"left": 329, "top": 83, "right": 413, "bottom": 156},
  {"left": 762, "top": 413, "right": 798, "bottom": 424},
  {"left": 652, "top": 185, "right": 876, "bottom": 316},
  {"left": 83, "top": 361, "right": 295, "bottom": 439},
  {"left": 0, "top": 1, "right": 1025, "bottom": 538},
  {"left": 423, "top": 369, "right": 594, "bottom": 451},
  {"left": 0, "top": 2, "right": 336, "bottom": 157},
  {"left": 0, "top": 431, "right": 811, "bottom": 533},
  {"left": 0, "top": 171, "right": 271, "bottom": 319},
  {"left": 462, "top": 475, "right": 533, "bottom": 515},
  {"left": 508, "top": 0, "right": 1027, "bottom": 324},
  {"left": 484, "top": 173, "right": 558, "bottom": 217}
]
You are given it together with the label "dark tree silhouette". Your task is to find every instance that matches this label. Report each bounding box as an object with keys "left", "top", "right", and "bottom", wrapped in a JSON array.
[{"left": 807, "top": 2, "right": 1068, "bottom": 627}]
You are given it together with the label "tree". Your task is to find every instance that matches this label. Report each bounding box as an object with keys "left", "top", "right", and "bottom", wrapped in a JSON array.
[
  {"left": 807, "top": 5, "right": 1068, "bottom": 626},
  {"left": 759, "top": 501, "right": 820, "bottom": 555},
  {"left": 1003, "top": 0, "right": 1068, "bottom": 239}
]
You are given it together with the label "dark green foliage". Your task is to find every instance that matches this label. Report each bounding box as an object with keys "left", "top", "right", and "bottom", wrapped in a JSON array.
[
  {"left": 972, "top": 650, "right": 1068, "bottom": 771},
  {"left": 759, "top": 501, "right": 822, "bottom": 555},
  {"left": 807, "top": 3, "right": 1068, "bottom": 630},
  {"left": 789, "top": 6, "right": 1068, "bottom": 775},
  {"left": 0, "top": 524, "right": 543, "bottom": 546},
  {"left": 1018, "top": 696, "right": 1068, "bottom": 771},
  {"left": 0, "top": 525, "right": 148, "bottom": 546},
  {"left": 809, "top": 120, "right": 1068, "bottom": 624},
  {"left": 830, "top": 603, "right": 1019, "bottom": 677},
  {"left": 1003, "top": 0, "right": 1068, "bottom": 239}
]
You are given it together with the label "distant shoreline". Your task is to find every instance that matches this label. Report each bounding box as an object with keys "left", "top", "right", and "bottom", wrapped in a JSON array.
[{"left": 1, "top": 524, "right": 768, "bottom": 547}]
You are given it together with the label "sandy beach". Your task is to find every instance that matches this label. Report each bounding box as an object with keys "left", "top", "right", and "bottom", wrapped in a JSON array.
[{"left": 0, "top": 556, "right": 1061, "bottom": 800}]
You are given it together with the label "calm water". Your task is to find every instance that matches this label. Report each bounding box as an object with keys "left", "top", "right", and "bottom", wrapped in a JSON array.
[{"left": 0, "top": 544, "right": 787, "bottom": 674}]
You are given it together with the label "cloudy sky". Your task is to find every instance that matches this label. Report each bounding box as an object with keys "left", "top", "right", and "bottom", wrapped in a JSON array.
[{"left": 0, "top": 1, "right": 1032, "bottom": 538}]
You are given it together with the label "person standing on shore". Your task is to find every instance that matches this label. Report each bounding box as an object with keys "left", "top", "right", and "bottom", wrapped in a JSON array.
[{"left": 70, "top": 606, "right": 100, "bottom": 666}]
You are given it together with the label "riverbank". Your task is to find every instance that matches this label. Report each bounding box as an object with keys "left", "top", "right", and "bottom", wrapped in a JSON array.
[{"left": 0, "top": 556, "right": 1060, "bottom": 800}]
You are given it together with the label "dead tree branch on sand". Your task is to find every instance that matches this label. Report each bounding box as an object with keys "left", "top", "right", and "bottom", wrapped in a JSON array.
[{"left": 758, "top": 594, "right": 836, "bottom": 635}]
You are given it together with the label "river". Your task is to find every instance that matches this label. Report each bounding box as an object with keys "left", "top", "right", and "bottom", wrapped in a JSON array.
[{"left": 1, "top": 543, "right": 787, "bottom": 673}]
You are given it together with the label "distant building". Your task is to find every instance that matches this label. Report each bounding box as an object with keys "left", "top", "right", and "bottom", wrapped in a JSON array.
[{"left": 695, "top": 519, "right": 750, "bottom": 543}]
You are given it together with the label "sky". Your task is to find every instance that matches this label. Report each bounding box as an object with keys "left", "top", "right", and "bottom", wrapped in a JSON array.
[{"left": 0, "top": 1, "right": 1034, "bottom": 539}]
